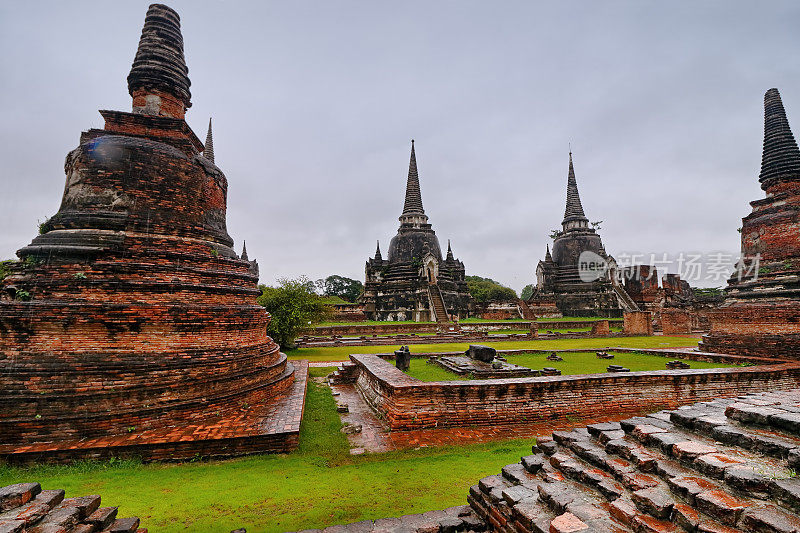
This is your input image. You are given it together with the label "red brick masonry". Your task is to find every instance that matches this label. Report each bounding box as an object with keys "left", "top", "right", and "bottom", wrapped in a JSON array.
[
  {"left": 0, "top": 361, "right": 308, "bottom": 464},
  {"left": 350, "top": 352, "right": 800, "bottom": 431}
]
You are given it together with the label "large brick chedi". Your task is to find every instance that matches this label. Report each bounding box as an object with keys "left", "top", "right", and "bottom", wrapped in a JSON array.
[
  {"left": 0, "top": 4, "right": 301, "bottom": 460},
  {"left": 701, "top": 88, "right": 800, "bottom": 358},
  {"left": 359, "top": 141, "right": 471, "bottom": 322},
  {"left": 529, "top": 153, "right": 633, "bottom": 317}
]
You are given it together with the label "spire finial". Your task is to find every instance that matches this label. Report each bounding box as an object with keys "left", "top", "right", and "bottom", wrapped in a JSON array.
[
  {"left": 127, "top": 3, "right": 192, "bottom": 117},
  {"left": 401, "top": 139, "right": 425, "bottom": 217},
  {"left": 241, "top": 240, "right": 249, "bottom": 261},
  {"left": 563, "top": 151, "right": 588, "bottom": 224},
  {"left": 446, "top": 239, "right": 454, "bottom": 261},
  {"left": 545, "top": 244, "right": 553, "bottom": 262},
  {"left": 759, "top": 88, "right": 800, "bottom": 188},
  {"left": 204, "top": 117, "right": 215, "bottom": 163},
  {"left": 374, "top": 240, "right": 382, "bottom": 260}
]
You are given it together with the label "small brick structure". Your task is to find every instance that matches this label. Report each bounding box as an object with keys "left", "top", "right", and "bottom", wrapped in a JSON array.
[
  {"left": 590, "top": 320, "right": 611, "bottom": 336},
  {"left": 0, "top": 482, "right": 145, "bottom": 532},
  {"left": 702, "top": 88, "right": 800, "bottom": 359},
  {"left": 0, "top": 4, "right": 305, "bottom": 462},
  {"left": 623, "top": 311, "right": 653, "bottom": 336},
  {"left": 350, "top": 351, "right": 800, "bottom": 432}
]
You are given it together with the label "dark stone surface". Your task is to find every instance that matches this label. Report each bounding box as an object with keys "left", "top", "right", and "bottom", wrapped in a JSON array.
[
  {"left": 466, "top": 344, "right": 496, "bottom": 363},
  {"left": 394, "top": 346, "right": 411, "bottom": 371}
]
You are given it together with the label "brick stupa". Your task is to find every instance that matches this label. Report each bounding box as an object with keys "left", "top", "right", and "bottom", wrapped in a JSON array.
[
  {"left": 530, "top": 153, "right": 630, "bottom": 317},
  {"left": 359, "top": 141, "right": 472, "bottom": 322},
  {"left": 0, "top": 4, "right": 306, "bottom": 462},
  {"left": 701, "top": 88, "right": 800, "bottom": 358}
]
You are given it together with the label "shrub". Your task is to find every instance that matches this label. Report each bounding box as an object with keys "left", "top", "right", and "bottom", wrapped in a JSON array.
[{"left": 257, "top": 276, "right": 332, "bottom": 348}]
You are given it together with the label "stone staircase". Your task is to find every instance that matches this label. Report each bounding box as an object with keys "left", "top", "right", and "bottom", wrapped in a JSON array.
[
  {"left": 429, "top": 284, "right": 449, "bottom": 323},
  {"left": 328, "top": 362, "right": 359, "bottom": 385},
  {"left": 611, "top": 276, "right": 640, "bottom": 312},
  {"left": 469, "top": 389, "right": 800, "bottom": 532}
]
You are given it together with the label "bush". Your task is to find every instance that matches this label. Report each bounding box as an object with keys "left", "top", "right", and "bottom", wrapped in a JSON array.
[
  {"left": 0, "top": 260, "right": 14, "bottom": 282},
  {"left": 466, "top": 275, "right": 518, "bottom": 303},
  {"left": 257, "top": 277, "right": 332, "bottom": 348}
]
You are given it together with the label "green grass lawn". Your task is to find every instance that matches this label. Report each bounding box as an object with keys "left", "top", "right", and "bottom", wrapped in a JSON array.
[
  {"left": 403, "top": 352, "right": 731, "bottom": 382},
  {"left": 405, "top": 358, "right": 472, "bottom": 382},
  {"left": 286, "top": 335, "right": 700, "bottom": 362},
  {"left": 0, "top": 376, "right": 537, "bottom": 533}
]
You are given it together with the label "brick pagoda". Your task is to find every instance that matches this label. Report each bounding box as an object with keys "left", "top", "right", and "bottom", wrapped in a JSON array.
[
  {"left": 359, "top": 141, "right": 471, "bottom": 322},
  {"left": 529, "top": 153, "right": 634, "bottom": 317},
  {"left": 701, "top": 88, "right": 800, "bottom": 358},
  {"left": 0, "top": 4, "right": 305, "bottom": 462}
]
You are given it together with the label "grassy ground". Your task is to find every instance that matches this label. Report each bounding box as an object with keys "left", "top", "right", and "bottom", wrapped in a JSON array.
[
  {"left": 403, "top": 351, "right": 731, "bottom": 382},
  {"left": 0, "top": 377, "right": 537, "bottom": 533},
  {"left": 405, "top": 358, "right": 472, "bottom": 382},
  {"left": 286, "top": 335, "right": 700, "bottom": 362}
]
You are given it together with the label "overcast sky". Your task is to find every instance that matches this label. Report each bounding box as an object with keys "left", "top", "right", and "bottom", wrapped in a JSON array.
[{"left": 1, "top": 1, "right": 798, "bottom": 291}]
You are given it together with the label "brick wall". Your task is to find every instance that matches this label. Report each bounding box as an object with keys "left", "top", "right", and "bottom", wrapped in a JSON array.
[
  {"left": 623, "top": 311, "right": 653, "bottom": 335},
  {"left": 351, "top": 354, "right": 800, "bottom": 431}
]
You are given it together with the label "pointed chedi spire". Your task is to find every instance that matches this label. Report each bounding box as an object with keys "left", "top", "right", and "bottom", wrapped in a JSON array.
[
  {"left": 401, "top": 140, "right": 426, "bottom": 218},
  {"left": 759, "top": 88, "right": 800, "bottom": 188},
  {"left": 545, "top": 244, "right": 553, "bottom": 262},
  {"left": 374, "top": 240, "right": 382, "bottom": 261},
  {"left": 204, "top": 117, "right": 215, "bottom": 163},
  {"left": 127, "top": 4, "right": 192, "bottom": 118},
  {"left": 446, "top": 240, "right": 454, "bottom": 261},
  {"left": 241, "top": 240, "right": 249, "bottom": 261},
  {"left": 562, "top": 151, "right": 589, "bottom": 228}
]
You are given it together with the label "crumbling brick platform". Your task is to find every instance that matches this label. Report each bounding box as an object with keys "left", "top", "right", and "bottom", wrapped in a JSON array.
[{"left": 0, "top": 361, "right": 308, "bottom": 464}]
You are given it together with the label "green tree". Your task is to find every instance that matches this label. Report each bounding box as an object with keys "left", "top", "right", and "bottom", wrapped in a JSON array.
[
  {"left": 316, "top": 275, "right": 364, "bottom": 303},
  {"left": 520, "top": 284, "right": 535, "bottom": 300},
  {"left": 465, "top": 275, "right": 518, "bottom": 303},
  {"left": 257, "top": 277, "right": 332, "bottom": 349}
]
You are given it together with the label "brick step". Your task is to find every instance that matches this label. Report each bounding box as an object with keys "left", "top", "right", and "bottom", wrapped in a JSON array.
[
  {"left": 609, "top": 416, "right": 800, "bottom": 531},
  {"left": 619, "top": 410, "right": 800, "bottom": 514},
  {"left": 544, "top": 422, "right": 790, "bottom": 532},
  {"left": 668, "top": 398, "right": 800, "bottom": 466},
  {"left": 497, "top": 450, "right": 632, "bottom": 531},
  {"left": 327, "top": 363, "right": 359, "bottom": 385},
  {"left": 465, "top": 390, "right": 800, "bottom": 533},
  {"left": 0, "top": 483, "right": 143, "bottom": 533}
]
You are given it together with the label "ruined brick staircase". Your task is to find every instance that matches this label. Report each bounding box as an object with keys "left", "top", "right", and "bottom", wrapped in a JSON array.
[
  {"left": 328, "top": 361, "right": 359, "bottom": 386},
  {"left": 0, "top": 482, "right": 144, "bottom": 532},
  {"left": 470, "top": 389, "right": 800, "bottom": 532}
]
